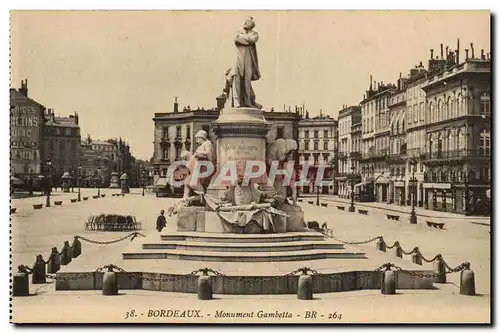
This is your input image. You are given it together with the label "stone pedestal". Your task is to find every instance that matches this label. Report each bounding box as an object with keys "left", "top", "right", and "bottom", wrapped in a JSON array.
[
  {"left": 210, "top": 107, "right": 269, "bottom": 192},
  {"left": 109, "top": 172, "right": 120, "bottom": 188}
]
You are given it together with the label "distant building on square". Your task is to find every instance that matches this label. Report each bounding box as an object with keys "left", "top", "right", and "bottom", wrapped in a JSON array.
[{"left": 10, "top": 80, "right": 46, "bottom": 180}]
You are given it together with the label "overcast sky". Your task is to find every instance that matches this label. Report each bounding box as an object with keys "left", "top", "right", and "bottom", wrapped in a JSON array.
[{"left": 10, "top": 11, "right": 490, "bottom": 160}]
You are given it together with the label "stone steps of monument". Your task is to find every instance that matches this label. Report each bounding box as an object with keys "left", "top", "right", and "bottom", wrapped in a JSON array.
[
  {"left": 122, "top": 248, "right": 366, "bottom": 262},
  {"left": 160, "top": 231, "right": 325, "bottom": 244},
  {"left": 142, "top": 240, "right": 345, "bottom": 252}
]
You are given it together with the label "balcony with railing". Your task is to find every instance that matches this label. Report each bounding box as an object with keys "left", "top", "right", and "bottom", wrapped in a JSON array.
[
  {"left": 349, "top": 151, "right": 362, "bottom": 160},
  {"left": 421, "top": 149, "right": 491, "bottom": 163},
  {"left": 360, "top": 148, "right": 389, "bottom": 162}
]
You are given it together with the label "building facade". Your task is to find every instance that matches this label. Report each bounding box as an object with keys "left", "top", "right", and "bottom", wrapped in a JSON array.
[
  {"left": 44, "top": 109, "right": 81, "bottom": 185},
  {"left": 358, "top": 78, "right": 395, "bottom": 201},
  {"left": 297, "top": 112, "right": 338, "bottom": 195},
  {"left": 336, "top": 105, "right": 361, "bottom": 198},
  {"left": 152, "top": 99, "right": 300, "bottom": 187},
  {"left": 421, "top": 50, "right": 491, "bottom": 215},
  {"left": 10, "top": 80, "right": 46, "bottom": 181}
]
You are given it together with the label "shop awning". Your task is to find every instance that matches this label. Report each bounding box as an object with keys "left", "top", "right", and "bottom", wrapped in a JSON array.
[
  {"left": 375, "top": 176, "right": 390, "bottom": 185},
  {"left": 486, "top": 189, "right": 491, "bottom": 199},
  {"left": 10, "top": 176, "right": 23, "bottom": 185}
]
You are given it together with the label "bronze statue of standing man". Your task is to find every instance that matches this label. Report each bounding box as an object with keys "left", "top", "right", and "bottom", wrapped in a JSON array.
[{"left": 228, "top": 17, "right": 262, "bottom": 109}]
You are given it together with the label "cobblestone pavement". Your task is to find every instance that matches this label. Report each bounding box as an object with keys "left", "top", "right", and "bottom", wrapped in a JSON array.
[
  {"left": 10, "top": 188, "right": 491, "bottom": 323},
  {"left": 300, "top": 194, "right": 491, "bottom": 222}
]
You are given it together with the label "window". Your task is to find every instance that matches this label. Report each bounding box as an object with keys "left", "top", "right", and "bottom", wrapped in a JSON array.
[
  {"left": 304, "top": 141, "right": 309, "bottom": 150},
  {"left": 323, "top": 141, "right": 328, "bottom": 150},
  {"left": 324, "top": 130, "right": 328, "bottom": 138},
  {"left": 480, "top": 92, "right": 490, "bottom": 116},
  {"left": 479, "top": 130, "right": 490, "bottom": 156},
  {"left": 419, "top": 102, "right": 424, "bottom": 121},
  {"left": 277, "top": 127, "right": 284, "bottom": 139},
  {"left": 176, "top": 126, "right": 182, "bottom": 139},
  {"left": 480, "top": 167, "right": 490, "bottom": 181},
  {"left": 313, "top": 141, "right": 318, "bottom": 150},
  {"left": 175, "top": 147, "right": 181, "bottom": 160},
  {"left": 304, "top": 130, "right": 309, "bottom": 139},
  {"left": 186, "top": 125, "right": 191, "bottom": 139},
  {"left": 163, "top": 148, "right": 169, "bottom": 160},
  {"left": 413, "top": 104, "right": 418, "bottom": 122},
  {"left": 408, "top": 106, "right": 412, "bottom": 124},
  {"left": 314, "top": 130, "right": 318, "bottom": 139}
]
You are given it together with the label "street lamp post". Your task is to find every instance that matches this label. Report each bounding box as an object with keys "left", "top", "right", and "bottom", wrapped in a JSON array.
[
  {"left": 349, "top": 165, "right": 355, "bottom": 212},
  {"left": 45, "top": 160, "right": 52, "bottom": 207},
  {"left": 97, "top": 166, "right": 102, "bottom": 197},
  {"left": 77, "top": 165, "right": 82, "bottom": 202},
  {"left": 316, "top": 185, "right": 320, "bottom": 206},
  {"left": 141, "top": 166, "right": 146, "bottom": 197},
  {"left": 409, "top": 160, "right": 417, "bottom": 224}
]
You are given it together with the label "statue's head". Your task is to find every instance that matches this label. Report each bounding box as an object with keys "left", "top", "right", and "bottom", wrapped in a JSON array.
[
  {"left": 243, "top": 17, "right": 255, "bottom": 30},
  {"left": 194, "top": 130, "right": 207, "bottom": 144}
]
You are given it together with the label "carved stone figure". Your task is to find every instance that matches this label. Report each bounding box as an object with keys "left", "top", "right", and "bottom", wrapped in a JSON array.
[
  {"left": 229, "top": 17, "right": 262, "bottom": 109},
  {"left": 183, "top": 130, "right": 214, "bottom": 200}
]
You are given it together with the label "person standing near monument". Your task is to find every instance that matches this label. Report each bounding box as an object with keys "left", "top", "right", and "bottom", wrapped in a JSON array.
[
  {"left": 231, "top": 17, "right": 262, "bottom": 109},
  {"left": 156, "top": 210, "right": 166, "bottom": 232}
]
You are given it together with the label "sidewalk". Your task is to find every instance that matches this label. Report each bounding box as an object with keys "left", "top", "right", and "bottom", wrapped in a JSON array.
[{"left": 301, "top": 195, "right": 490, "bottom": 222}]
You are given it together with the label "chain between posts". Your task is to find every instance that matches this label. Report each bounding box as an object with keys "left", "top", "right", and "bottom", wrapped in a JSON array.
[
  {"left": 75, "top": 232, "right": 146, "bottom": 245},
  {"left": 331, "top": 235, "right": 382, "bottom": 246}
]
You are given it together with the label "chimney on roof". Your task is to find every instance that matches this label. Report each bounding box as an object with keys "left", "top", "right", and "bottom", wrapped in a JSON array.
[
  {"left": 440, "top": 44, "right": 444, "bottom": 59},
  {"left": 456, "top": 38, "right": 460, "bottom": 64},
  {"left": 419, "top": 61, "right": 423, "bottom": 68},
  {"left": 470, "top": 43, "right": 475, "bottom": 59},
  {"left": 445, "top": 46, "right": 449, "bottom": 60},
  {"left": 19, "top": 79, "right": 28, "bottom": 97},
  {"left": 465, "top": 49, "right": 469, "bottom": 60},
  {"left": 74, "top": 111, "right": 79, "bottom": 125},
  {"left": 173, "top": 96, "right": 179, "bottom": 113},
  {"left": 481, "top": 49, "right": 485, "bottom": 60},
  {"left": 430, "top": 48, "right": 434, "bottom": 60},
  {"left": 369, "top": 74, "right": 373, "bottom": 91}
]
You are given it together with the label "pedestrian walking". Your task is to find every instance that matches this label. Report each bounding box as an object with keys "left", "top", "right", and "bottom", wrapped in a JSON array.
[{"left": 156, "top": 210, "right": 166, "bottom": 232}]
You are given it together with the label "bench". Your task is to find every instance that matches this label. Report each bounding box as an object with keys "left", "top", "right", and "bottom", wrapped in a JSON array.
[
  {"left": 426, "top": 221, "right": 445, "bottom": 229},
  {"left": 358, "top": 209, "right": 368, "bottom": 215},
  {"left": 10, "top": 208, "right": 17, "bottom": 214},
  {"left": 33, "top": 204, "right": 43, "bottom": 210},
  {"left": 308, "top": 200, "right": 314, "bottom": 205},
  {"left": 54, "top": 201, "right": 63, "bottom": 206},
  {"left": 83, "top": 197, "right": 89, "bottom": 201},
  {"left": 337, "top": 206, "right": 345, "bottom": 211},
  {"left": 298, "top": 199, "right": 303, "bottom": 203},
  {"left": 70, "top": 199, "right": 77, "bottom": 203},
  {"left": 101, "top": 194, "right": 106, "bottom": 198},
  {"left": 386, "top": 214, "right": 400, "bottom": 221},
  {"left": 320, "top": 203, "right": 328, "bottom": 207},
  {"left": 93, "top": 195, "right": 99, "bottom": 199}
]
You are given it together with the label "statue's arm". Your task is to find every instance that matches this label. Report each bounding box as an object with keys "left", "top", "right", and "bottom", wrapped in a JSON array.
[
  {"left": 234, "top": 32, "right": 250, "bottom": 45},
  {"left": 246, "top": 30, "right": 259, "bottom": 44}
]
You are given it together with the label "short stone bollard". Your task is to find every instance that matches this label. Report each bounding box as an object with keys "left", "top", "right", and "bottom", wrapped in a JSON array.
[
  {"left": 460, "top": 263, "right": 476, "bottom": 296},
  {"left": 60, "top": 241, "right": 72, "bottom": 265},
  {"left": 392, "top": 241, "right": 403, "bottom": 258},
  {"left": 432, "top": 255, "right": 446, "bottom": 284},
  {"left": 411, "top": 248, "right": 423, "bottom": 266},
  {"left": 32, "top": 254, "right": 47, "bottom": 284},
  {"left": 71, "top": 236, "right": 82, "bottom": 258},
  {"left": 381, "top": 267, "right": 396, "bottom": 295},
  {"left": 13, "top": 266, "right": 30, "bottom": 297},
  {"left": 376, "top": 237, "right": 386, "bottom": 252},
  {"left": 197, "top": 274, "right": 213, "bottom": 300},
  {"left": 297, "top": 273, "right": 313, "bottom": 300},
  {"left": 47, "top": 247, "right": 61, "bottom": 274},
  {"left": 102, "top": 266, "right": 118, "bottom": 296}
]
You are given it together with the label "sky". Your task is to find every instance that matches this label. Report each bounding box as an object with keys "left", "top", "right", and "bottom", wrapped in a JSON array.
[{"left": 10, "top": 10, "right": 490, "bottom": 160}]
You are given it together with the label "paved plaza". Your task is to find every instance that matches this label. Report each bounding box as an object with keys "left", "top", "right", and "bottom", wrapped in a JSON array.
[{"left": 11, "top": 189, "right": 491, "bottom": 323}]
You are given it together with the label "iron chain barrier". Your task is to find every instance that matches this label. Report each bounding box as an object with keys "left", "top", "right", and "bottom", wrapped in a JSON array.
[{"left": 75, "top": 232, "right": 146, "bottom": 245}]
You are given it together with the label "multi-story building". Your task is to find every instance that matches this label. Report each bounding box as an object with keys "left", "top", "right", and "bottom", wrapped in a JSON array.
[
  {"left": 80, "top": 139, "right": 113, "bottom": 187},
  {"left": 358, "top": 77, "right": 395, "bottom": 201},
  {"left": 387, "top": 79, "right": 408, "bottom": 205},
  {"left": 44, "top": 109, "right": 81, "bottom": 184},
  {"left": 421, "top": 44, "right": 491, "bottom": 215},
  {"left": 152, "top": 99, "right": 300, "bottom": 187},
  {"left": 336, "top": 105, "right": 361, "bottom": 198},
  {"left": 297, "top": 111, "right": 338, "bottom": 195},
  {"left": 404, "top": 63, "right": 428, "bottom": 207},
  {"left": 10, "top": 80, "right": 46, "bottom": 182}
]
